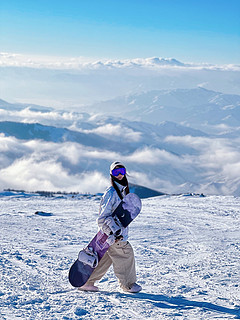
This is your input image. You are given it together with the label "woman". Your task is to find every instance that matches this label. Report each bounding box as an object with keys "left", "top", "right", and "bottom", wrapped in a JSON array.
[{"left": 80, "top": 161, "right": 142, "bottom": 293}]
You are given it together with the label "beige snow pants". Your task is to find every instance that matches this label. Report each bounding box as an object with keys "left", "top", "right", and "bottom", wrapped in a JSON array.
[{"left": 86, "top": 240, "right": 136, "bottom": 289}]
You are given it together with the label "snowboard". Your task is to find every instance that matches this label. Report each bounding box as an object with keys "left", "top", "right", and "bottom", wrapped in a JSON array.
[{"left": 68, "top": 193, "right": 142, "bottom": 288}]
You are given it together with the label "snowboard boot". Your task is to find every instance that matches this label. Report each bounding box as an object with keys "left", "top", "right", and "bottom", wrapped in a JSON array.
[
  {"left": 122, "top": 283, "right": 142, "bottom": 293},
  {"left": 78, "top": 284, "right": 99, "bottom": 292}
]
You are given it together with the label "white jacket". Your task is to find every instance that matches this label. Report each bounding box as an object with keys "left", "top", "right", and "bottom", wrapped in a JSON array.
[{"left": 97, "top": 183, "right": 129, "bottom": 241}]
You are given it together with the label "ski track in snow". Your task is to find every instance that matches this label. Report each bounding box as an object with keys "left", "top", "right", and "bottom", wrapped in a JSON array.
[{"left": 0, "top": 194, "right": 240, "bottom": 319}]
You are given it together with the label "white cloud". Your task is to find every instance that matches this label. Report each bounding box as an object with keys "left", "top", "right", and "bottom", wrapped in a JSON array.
[
  {"left": 165, "top": 135, "right": 240, "bottom": 193},
  {"left": 22, "top": 139, "right": 119, "bottom": 165},
  {"left": 124, "top": 146, "right": 191, "bottom": 168},
  {"left": 0, "top": 107, "right": 86, "bottom": 127},
  {"left": 126, "top": 147, "right": 175, "bottom": 164},
  {"left": 0, "top": 134, "right": 31, "bottom": 165},
  {"left": 83, "top": 123, "right": 142, "bottom": 142},
  {"left": 0, "top": 157, "right": 109, "bottom": 193},
  {"left": 0, "top": 52, "right": 95, "bottom": 69},
  {"left": 223, "top": 162, "right": 240, "bottom": 179},
  {"left": 0, "top": 137, "right": 120, "bottom": 192}
]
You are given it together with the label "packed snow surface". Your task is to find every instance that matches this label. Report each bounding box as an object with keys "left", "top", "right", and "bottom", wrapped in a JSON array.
[{"left": 0, "top": 192, "right": 240, "bottom": 319}]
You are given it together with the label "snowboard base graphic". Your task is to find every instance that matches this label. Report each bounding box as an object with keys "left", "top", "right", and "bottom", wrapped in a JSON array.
[{"left": 68, "top": 193, "right": 141, "bottom": 288}]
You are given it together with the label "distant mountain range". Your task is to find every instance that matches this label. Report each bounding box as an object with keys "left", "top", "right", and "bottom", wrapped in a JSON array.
[
  {"left": 0, "top": 88, "right": 239, "bottom": 196},
  {"left": 1, "top": 87, "right": 240, "bottom": 135},
  {"left": 0, "top": 98, "right": 53, "bottom": 112},
  {"left": 1, "top": 56, "right": 240, "bottom": 107},
  {"left": 84, "top": 88, "right": 240, "bottom": 135},
  {"left": 0, "top": 121, "right": 128, "bottom": 152}
]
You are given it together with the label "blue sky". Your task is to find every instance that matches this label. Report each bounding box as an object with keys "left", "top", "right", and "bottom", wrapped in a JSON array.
[{"left": 1, "top": 0, "right": 240, "bottom": 64}]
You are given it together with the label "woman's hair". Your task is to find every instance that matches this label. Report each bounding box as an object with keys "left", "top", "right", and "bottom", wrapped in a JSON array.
[{"left": 111, "top": 173, "right": 129, "bottom": 200}]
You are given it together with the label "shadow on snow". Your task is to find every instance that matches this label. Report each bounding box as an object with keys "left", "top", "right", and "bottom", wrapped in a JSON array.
[{"left": 106, "top": 292, "right": 240, "bottom": 318}]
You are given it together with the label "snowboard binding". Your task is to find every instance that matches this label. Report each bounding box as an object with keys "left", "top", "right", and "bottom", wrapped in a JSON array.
[{"left": 78, "top": 247, "right": 99, "bottom": 268}]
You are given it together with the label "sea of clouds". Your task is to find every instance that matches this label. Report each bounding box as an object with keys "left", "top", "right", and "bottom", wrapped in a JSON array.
[{"left": 0, "top": 105, "right": 239, "bottom": 195}]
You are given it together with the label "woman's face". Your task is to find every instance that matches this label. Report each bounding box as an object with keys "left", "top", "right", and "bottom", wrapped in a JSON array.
[
  {"left": 113, "top": 166, "right": 125, "bottom": 180},
  {"left": 116, "top": 173, "right": 124, "bottom": 180}
]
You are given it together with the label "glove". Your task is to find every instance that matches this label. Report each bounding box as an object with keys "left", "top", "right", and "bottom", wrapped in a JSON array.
[{"left": 102, "top": 217, "right": 122, "bottom": 237}]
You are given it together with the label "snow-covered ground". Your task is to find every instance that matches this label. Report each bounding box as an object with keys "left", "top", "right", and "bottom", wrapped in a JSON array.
[{"left": 0, "top": 192, "right": 240, "bottom": 319}]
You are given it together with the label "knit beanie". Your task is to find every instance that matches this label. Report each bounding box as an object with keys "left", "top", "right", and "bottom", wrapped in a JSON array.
[{"left": 109, "top": 161, "right": 125, "bottom": 174}]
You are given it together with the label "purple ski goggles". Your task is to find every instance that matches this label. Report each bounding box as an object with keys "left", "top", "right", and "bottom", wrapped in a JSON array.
[{"left": 111, "top": 167, "right": 126, "bottom": 177}]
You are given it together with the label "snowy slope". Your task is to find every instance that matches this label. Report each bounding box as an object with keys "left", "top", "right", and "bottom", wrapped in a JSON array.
[{"left": 0, "top": 193, "right": 239, "bottom": 319}]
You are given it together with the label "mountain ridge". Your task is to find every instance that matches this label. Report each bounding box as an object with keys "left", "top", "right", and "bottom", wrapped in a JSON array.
[{"left": 85, "top": 88, "right": 240, "bottom": 133}]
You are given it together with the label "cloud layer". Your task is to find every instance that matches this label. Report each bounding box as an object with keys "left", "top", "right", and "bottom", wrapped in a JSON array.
[
  {"left": 1, "top": 52, "right": 239, "bottom": 71},
  {"left": 0, "top": 128, "right": 239, "bottom": 196}
]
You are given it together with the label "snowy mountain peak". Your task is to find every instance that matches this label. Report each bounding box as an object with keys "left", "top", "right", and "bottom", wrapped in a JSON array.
[{"left": 145, "top": 57, "right": 185, "bottom": 66}]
